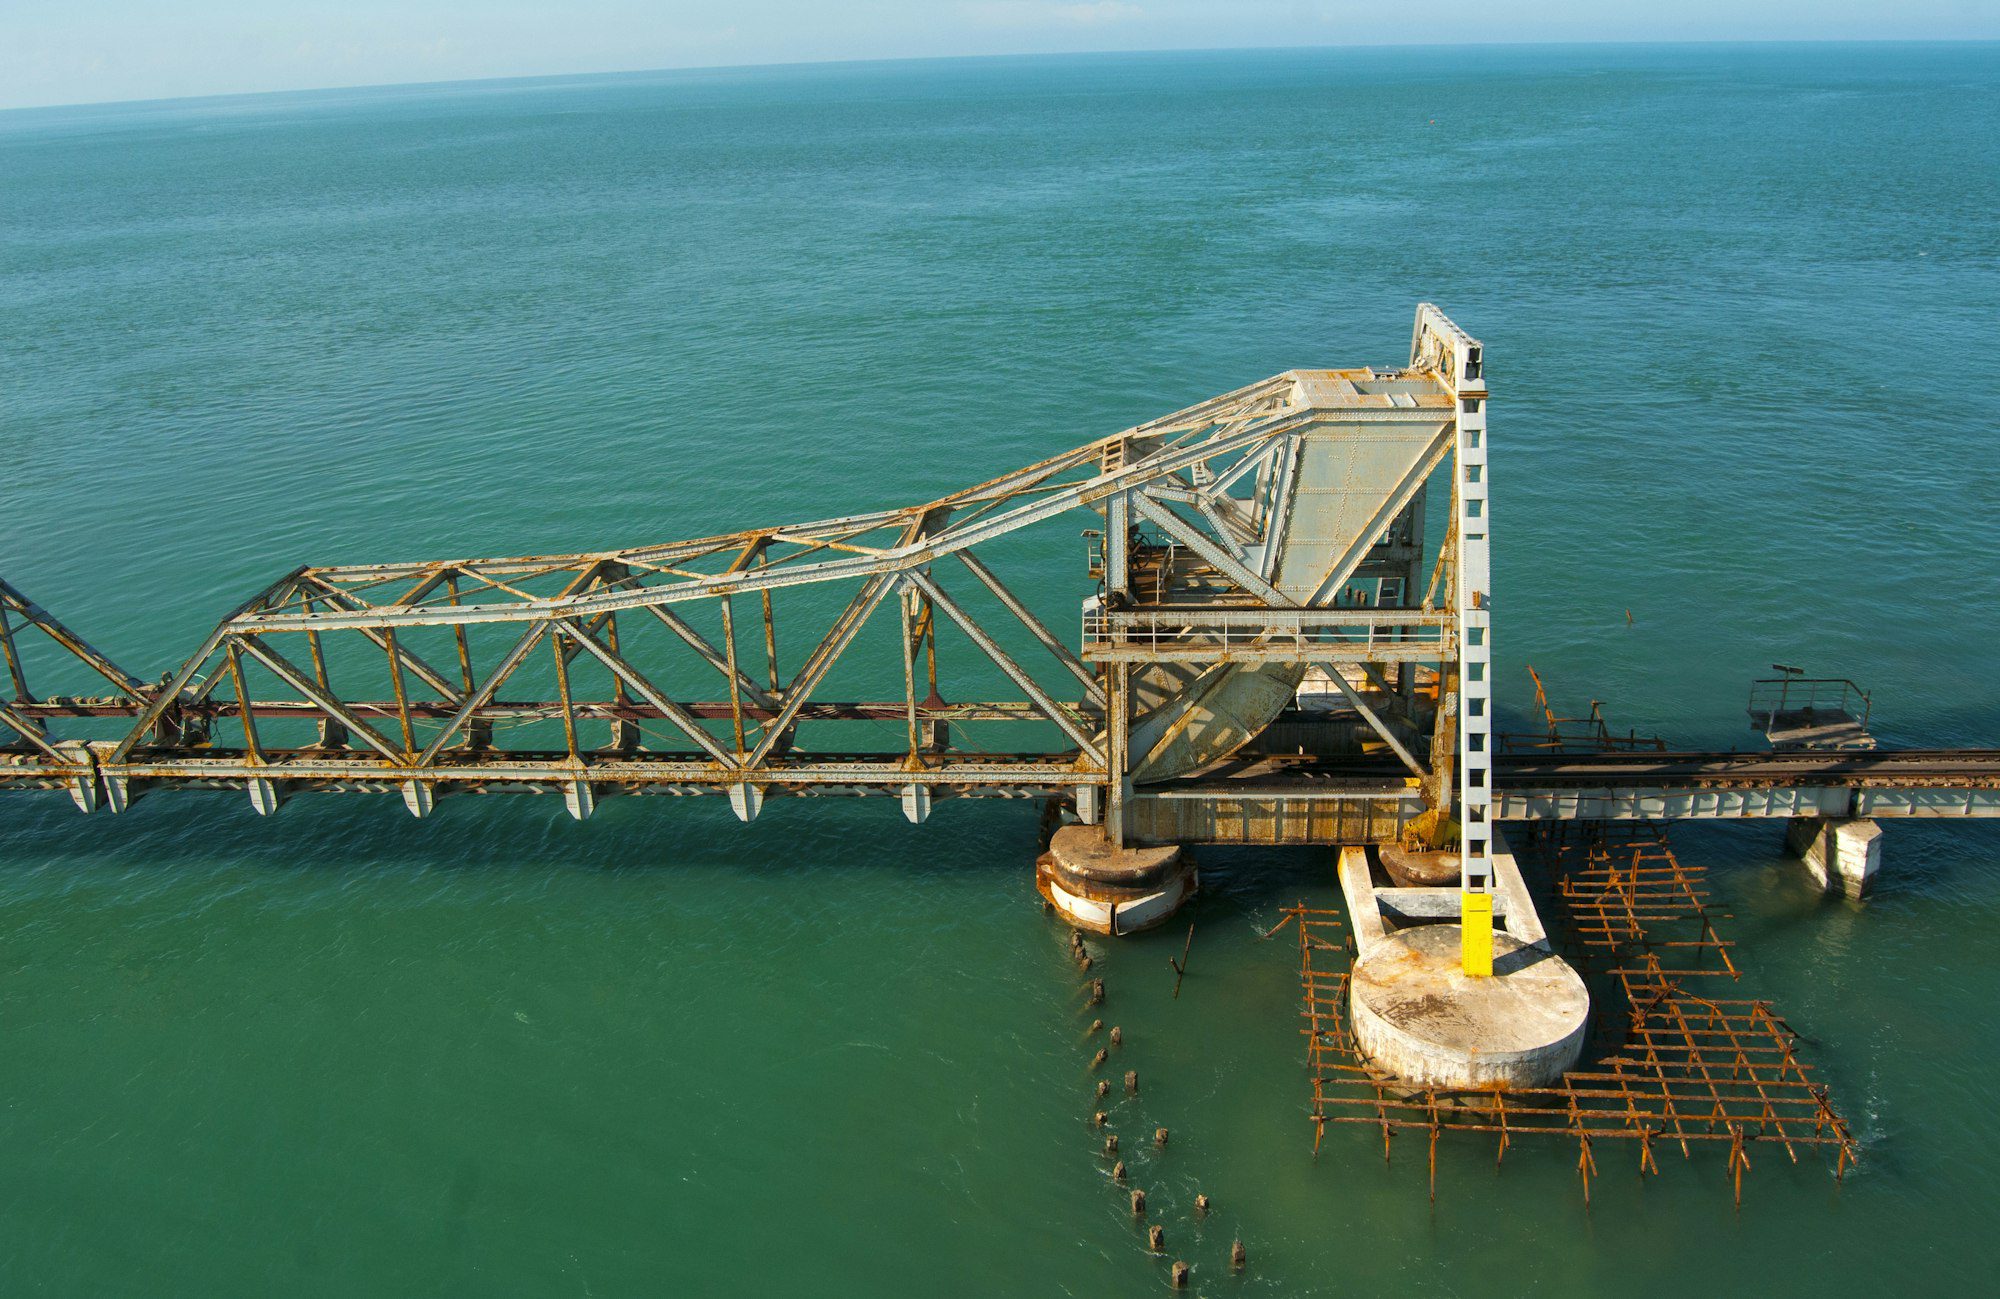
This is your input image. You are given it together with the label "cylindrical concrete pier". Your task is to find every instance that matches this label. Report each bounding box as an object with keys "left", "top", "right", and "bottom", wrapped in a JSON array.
[
  {"left": 1036, "top": 825, "right": 1195, "bottom": 936},
  {"left": 1349, "top": 924, "right": 1588, "bottom": 1090}
]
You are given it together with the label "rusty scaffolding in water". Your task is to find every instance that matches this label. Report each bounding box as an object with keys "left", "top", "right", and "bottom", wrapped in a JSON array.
[{"left": 1276, "top": 686, "right": 1860, "bottom": 1201}]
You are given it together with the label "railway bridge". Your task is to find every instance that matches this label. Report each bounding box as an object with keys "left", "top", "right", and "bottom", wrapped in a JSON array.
[{"left": 6, "top": 303, "right": 1993, "bottom": 1097}]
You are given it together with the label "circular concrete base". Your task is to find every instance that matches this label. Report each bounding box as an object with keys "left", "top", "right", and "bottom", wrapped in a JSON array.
[
  {"left": 1379, "top": 845, "right": 1459, "bottom": 888},
  {"left": 1350, "top": 925, "right": 1589, "bottom": 1091},
  {"left": 1036, "top": 826, "right": 1194, "bottom": 936}
]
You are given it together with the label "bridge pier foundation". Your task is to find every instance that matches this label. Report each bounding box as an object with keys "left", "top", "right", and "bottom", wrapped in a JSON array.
[
  {"left": 1036, "top": 825, "right": 1195, "bottom": 936},
  {"left": 1340, "top": 839, "right": 1587, "bottom": 1089},
  {"left": 1785, "top": 815, "right": 1882, "bottom": 899}
]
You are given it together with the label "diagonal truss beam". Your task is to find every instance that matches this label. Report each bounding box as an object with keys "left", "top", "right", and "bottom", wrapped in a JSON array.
[
  {"left": 743, "top": 573, "right": 898, "bottom": 769},
  {"left": 413, "top": 620, "right": 554, "bottom": 766},
  {"left": 0, "top": 703, "right": 68, "bottom": 760},
  {"left": 298, "top": 575, "right": 466, "bottom": 703},
  {"left": 232, "top": 634, "right": 411, "bottom": 765},
  {"left": 554, "top": 618, "right": 738, "bottom": 767},
  {"left": 638, "top": 604, "right": 778, "bottom": 710},
  {"left": 0, "top": 576, "right": 148, "bottom": 700},
  {"left": 906, "top": 569, "right": 1104, "bottom": 765},
  {"left": 107, "top": 570, "right": 308, "bottom": 761},
  {"left": 1131, "top": 491, "right": 1292, "bottom": 606},
  {"left": 1325, "top": 659, "right": 1427, "bottom": 778},
  {"left": 953, "top": 551, "right": 1104, "bottom": 707}
]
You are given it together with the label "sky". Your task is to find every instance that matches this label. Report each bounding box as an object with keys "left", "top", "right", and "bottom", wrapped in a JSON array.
[{"left": 3, "top": 0, "right": 1997, "bottom": 111}]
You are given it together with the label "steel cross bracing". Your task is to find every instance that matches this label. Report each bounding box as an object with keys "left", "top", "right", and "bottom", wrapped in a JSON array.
[{"left": 0, "top": 306, "right": 1484, "bottom": 837}]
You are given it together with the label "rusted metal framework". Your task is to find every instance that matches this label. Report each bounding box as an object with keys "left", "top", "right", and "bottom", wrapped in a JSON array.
[
  {"left": 1278, "top": 687, "right": 1861, "bottom": 1197},
  {"left": 7, "top": 295, "right": 1999, "bottom": 875},
  {"left": 1496, "top": 665, "right": 1668, "bottom": 756},
  {"left": 1, "top": 306, "right": 1489, "bottom": 839},
  {"left": 1281, "top": 824, "right": 1858, "bottom": 1201}
]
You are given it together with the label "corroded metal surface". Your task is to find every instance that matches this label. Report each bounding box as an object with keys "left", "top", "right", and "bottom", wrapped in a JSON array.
[
  {"left": 2, "top": 306, "right": 1489, "bottom": 844},
  {"left": 1280, "top": 824, "right": 1859, "bottom": 1200}
]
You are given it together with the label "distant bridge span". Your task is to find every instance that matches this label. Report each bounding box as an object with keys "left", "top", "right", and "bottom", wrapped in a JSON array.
[{"left": 1494, "top": 748, "right": 2000, "bottom": 820}]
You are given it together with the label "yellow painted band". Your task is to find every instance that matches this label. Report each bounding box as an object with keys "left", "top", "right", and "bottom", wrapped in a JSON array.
[{"left": 1461, "top": 892, "right": 1494, "bottom": 977}]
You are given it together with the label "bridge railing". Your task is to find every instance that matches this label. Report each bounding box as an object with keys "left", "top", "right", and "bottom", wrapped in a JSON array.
[
  {"left": 1081, "top": 606, "right": 1451, "bottom": 663},
  {"left": 1748, "top": 677, "right": 1872, "bottom": 732}
]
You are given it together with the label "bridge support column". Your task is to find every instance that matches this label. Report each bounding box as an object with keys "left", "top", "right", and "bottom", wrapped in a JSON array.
[
  {"left": 1785, "top": 816, "right": 1882, "bottom": 899},
  {"left": 1342, "top": 838, "right": 1587, "bottom": 1090},
  {"left": 1035, "top": 825, "right": 1194, "bottom": 936}
]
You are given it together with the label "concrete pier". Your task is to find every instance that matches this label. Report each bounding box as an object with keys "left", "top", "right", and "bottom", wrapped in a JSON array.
[
  {"left": 1037, "top": 825, "right": 1195, "bottom": 936},
  {"left": 1349, "top": 924, "right": 1589, "bottom": 1090},
  {"left": 1339, "top": 838, "right": 1587, "bottom": 1090},
  {"left": 1785, "top": 815, "right": 1882, "bottom": 899}
]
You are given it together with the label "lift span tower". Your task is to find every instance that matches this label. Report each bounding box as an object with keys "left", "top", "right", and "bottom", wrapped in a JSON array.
[{"left": 8, "top": 304, "right": 1999, "bottom": 1092}]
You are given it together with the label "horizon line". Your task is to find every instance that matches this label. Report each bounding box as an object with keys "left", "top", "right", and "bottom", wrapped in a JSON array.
[{"left": 4, "top": 35, "right": 1995, "bottom": 117}]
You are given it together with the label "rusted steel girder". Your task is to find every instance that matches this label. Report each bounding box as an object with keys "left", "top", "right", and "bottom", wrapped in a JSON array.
[
  {"left": 2, "top": 367, "right": 1337, "bottom": 818},
  {"left": 3, "top": 311, "right": 1507, "bottom": 838}
]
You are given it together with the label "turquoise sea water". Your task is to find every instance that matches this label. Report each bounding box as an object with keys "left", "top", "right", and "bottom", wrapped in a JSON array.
[{"left": 4, "top": 42, "right": 2000, "bottom": 1296}]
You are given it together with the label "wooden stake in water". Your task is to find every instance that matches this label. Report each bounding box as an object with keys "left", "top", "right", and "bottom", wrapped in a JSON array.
[{"left": 1170, "top": 923, "right": 1194, "bottom": 999}]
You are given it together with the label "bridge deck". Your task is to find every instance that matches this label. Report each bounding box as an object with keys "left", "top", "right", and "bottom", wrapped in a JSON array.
[
  {"left": 1495, "top": 748, "right": 2000, "bottom": 784},
  {"left": 1491, "top": 748, "right": 2000, "bottom": 821},
  {"left": 9, "top": 741, "right": 1996, "bottom": 828},
  {"left": 1115, "top": 746, "right": 2000, "bottom": 842}
]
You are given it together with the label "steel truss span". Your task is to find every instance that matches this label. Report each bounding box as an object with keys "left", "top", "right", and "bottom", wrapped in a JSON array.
[
  {"left": 1, "top": 304, "right": 1492, "bottom": 833},
  {"left": 6, "top": 300, "right": 1993, "bottom": 855}
]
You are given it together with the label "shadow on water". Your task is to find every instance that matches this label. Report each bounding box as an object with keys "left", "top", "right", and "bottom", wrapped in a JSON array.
[
  {"left": 1, "top": 782, "right": 1356, "bottom": 911},
  {"left": 0, "top": 785, "right": 1050, "bottom": 880}
]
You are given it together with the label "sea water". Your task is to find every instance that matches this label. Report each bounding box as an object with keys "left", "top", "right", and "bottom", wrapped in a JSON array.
[{"left": 3, "top": 43, "right": 1998, "bottom": 1295}]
